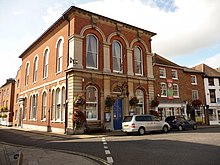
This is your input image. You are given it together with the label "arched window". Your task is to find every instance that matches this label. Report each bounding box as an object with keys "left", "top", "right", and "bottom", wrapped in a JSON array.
[
  {"left": 42, "top": 92, "right": 47, "bottom": 120},
  {"left": 43, "top": 49, "right": 49, "bottom": 78},
  {"left": 161, "top": 83, "right": 167, "bottom": 97},
  {"left": 85, "top": 86, "right": 98, "bottom": 120},
  {"left": 56, "top": 39, "right": 63, "bottom": 73},
  {"left": 61, "top": 87, "right": 66, "bottom": 121},
  {"left": 136, "top": 89, "right": 144, "bottom": 114},
  {"left": 33, "top": 56, "right": 38, "bottom": 82},
  {"left": 134, "top": 47, "right": 143, "bottom": 75},
  {"left": 30, "top": 94, "right": 38, "bottom": 120},
  {"left": 52, "top": 90, "right": 56, "bottom": 120},
  {"left": 23, "top": 98, "right": 27, "bottom": 119},
  {"left": 56, "top": 88, "right": 61, "bottom": 121},
  {"left": 86, "top": 34, "right": 98, "bottom": 69},
  {"left": 25, "top": 63, "right": 30, "bottom": 86},
  {"left": 112, "top": 40, "right": 122, "bottom": 72}
]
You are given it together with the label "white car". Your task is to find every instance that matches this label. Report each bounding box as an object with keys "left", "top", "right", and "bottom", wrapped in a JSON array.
[{"left": 122, "top": 115, "right": 170, "bottom": 135}]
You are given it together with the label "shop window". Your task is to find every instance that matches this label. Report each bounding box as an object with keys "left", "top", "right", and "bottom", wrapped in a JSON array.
[
  {"left": 112, "top": 40, "right": 122, "bottom": 73},
  {"left": 134, "top": 47, "right": 143, "bottom": 76},
  {"left": 86, "top": 34, "right": 98, "bottom": 69},
  {"left": 85, "top": 86, "right": 98, "bottom": 120}
]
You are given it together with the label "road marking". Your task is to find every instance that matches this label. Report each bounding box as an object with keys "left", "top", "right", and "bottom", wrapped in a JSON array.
[
  {"left": 105, "top": 150, "right": 111, "bottom": 154},
  {"left": 107, "top": 157, "right": 114, "bottom": 164},
  {"left": 101, "top": 137, "right": 114, "bottom": 164}
]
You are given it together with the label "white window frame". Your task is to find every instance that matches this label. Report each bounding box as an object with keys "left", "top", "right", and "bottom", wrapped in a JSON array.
[
  {"left": 160, "top": 82, "right": 167, "bottom": 97},
  {"left": 159, "top": 68, "right": 166, "bottom": 78},
  {"left": 173, "top": 84, "right": 179, "bottom": 98},
  {"left": 85, "top": 86, "right": 98, "bottom": 120},
  {"left": 41, "top": 92, "right": 47, "bottom": 121},
  {"left": 134, "top": 46, "right": 143, "bottom": 76},
  {"left": 56, "top": 38, "right": 63, "bottom": 73},
  {"left": 30, "top": 94, "right": 38, "bottom": 120},
  {"left": 86, "top": 34, "right": 98, "bottom": 70},
  {"left": 112, "top": 40, "right": 123, "bottom": 73},
  {"left": 33, "top": 56, "right": 38, "bottom": 83},
  {"left": 25, "top": 62, "right": 30, "bottom": 86},
  {"left": 191, "top": 75, "right": 197, "bottom": 85},
  {"left": 171, "top": 69, "right": 178, "bottom": 79},
  {"left": 135, "top": 89, "right": 144, "bottom": 114},
  {"left": 192, "top": 90, "right": 199, "bottom": 100},
  {"left": 43, "top": 48, "right": 49, "bottom": 79}
]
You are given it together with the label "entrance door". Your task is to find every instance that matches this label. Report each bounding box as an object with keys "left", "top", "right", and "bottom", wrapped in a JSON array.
[{"left": 113, "top": 99, "right": 123, "bottom": 130}]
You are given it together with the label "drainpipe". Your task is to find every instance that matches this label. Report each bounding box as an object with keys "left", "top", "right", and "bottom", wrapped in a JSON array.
[{"left": 64, "top": 15, "right": 70, "bottom": 134}]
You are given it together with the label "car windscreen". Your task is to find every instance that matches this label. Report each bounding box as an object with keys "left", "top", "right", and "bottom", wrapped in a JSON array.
[{"left": 123, "top": 116, "right": 133, "bottom": 122}]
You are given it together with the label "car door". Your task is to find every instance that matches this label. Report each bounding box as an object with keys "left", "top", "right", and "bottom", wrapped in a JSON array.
[{"left": 150, "top": 115, "right": 162, "bottom": 131}]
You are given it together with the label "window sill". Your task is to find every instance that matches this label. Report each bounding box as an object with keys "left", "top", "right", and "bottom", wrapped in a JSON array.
[
  {"left": 51, "top": 120, "right": 64, "bottom": 123},
  {"left": 41, "top": 119, "right": 46, "bottom": 122},
  {"left": 29, "top": 119, "right": 37, "bottom": 122},
  {"left": 56, "top": 71, "right": 62, "bottom": 75},
  {"left": 43, "top": 76, "right": 48, "bottom": 80},
  {"left": 160, "top": 76, "right": 166, "bottom": 79}
]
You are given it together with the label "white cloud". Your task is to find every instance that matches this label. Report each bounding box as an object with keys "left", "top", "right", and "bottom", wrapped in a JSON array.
[
  {"left": 201, "top": 53, "right": 220, "bottom": 69},
  {"left": 77, "top": 0, "right": 220, "bottom": 58},
  {"left": 42, "top": 4, "right": 64, "bottom": 28}
]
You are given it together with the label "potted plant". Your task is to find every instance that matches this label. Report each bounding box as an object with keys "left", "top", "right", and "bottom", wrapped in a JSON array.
[
  {"left": 73, "top": 94, "right": 85, "bottom": 107},
  {"left": 129, "top": 96, "right": 139, "bottom": 107},
  {"left": 72, "top": 110, "right": 86, "bottom": 134},
  {"left": 105, "top": 95, "right": 115, "bottom": 111}
]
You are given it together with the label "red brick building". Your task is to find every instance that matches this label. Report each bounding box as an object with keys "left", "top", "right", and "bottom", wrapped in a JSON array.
[
  {"left": 17, "top": 6, "right": 156, "bottom": 133},
  {"left": 0, "top": 78, "right": 15, "bottom": 126},
  {"left": 153, "top": 54, "right": 207, "bottom": 123}
]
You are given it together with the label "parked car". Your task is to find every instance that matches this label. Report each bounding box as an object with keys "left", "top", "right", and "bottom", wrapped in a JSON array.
[
  {"left": 122, "top": 114, "right": 170, "bottom": 135},
  {"left": 165, "top": 116, "right": 197, "bottom": 131}
]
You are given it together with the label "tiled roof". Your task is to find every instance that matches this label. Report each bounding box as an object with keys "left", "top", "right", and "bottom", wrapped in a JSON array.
[{"left": 193, "top": 63, "right": 220, "bottom": 77}]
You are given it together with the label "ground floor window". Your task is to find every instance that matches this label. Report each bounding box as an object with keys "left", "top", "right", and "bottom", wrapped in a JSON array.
[{"left": 85, "top": 86, "right": 98, "bottom": 120}]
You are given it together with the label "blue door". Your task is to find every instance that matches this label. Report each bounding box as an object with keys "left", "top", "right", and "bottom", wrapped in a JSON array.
[{"left": 113, "top": 99, "right": 123, "bottom": 130}]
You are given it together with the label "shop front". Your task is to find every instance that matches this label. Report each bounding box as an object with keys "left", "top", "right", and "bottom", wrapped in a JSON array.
[{"left": 208, "top": 107, "right": 220, "bottom": 125}]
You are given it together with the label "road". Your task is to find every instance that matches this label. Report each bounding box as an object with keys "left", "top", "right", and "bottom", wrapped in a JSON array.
[{"left": 0, "top": 126, "right": 220, "bottom": 165}]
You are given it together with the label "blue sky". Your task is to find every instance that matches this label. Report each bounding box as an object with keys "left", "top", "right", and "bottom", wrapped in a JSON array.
[{"left": 1, "top": 0, "right": 220, "bottom": 86}]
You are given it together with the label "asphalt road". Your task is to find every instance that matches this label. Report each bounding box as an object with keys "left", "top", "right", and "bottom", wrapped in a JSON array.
[{"left": 0, "top": 126, "right": 220, "bottom": 165}]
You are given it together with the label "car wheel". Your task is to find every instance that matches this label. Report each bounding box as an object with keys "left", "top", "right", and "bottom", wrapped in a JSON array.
[
  {"left": 163, "top": 125, "right": 169, "bottom": 133},
  {"left": 138, "top": 127, "right": 145, "bottom": 135},
  {"left": 193, "top": 124, "right": 197, "bottom": 130},
  {"left": 178, "top": 125, "right": 183, "bottom": 131}
]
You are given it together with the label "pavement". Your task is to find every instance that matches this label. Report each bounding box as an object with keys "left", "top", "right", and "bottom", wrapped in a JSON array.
[{"left": 0, "top": 125, "right": 219, "bottom": 165}]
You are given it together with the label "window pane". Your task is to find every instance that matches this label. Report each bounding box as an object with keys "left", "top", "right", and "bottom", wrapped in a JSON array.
[
  {"left": 112, "top": 41, "right": 122, "bottom": 72},
  {"left": 134, "top": 47, "right": 142, "bottom": 75},
  {"left": 86, "top": 35, "right": 98, "bottom": 68},
  {"left": 56, "top": 39, "right": 63, "bottom": 72},
  {"left": 85, "top": 86, "right": 98, "bottom": 120}
]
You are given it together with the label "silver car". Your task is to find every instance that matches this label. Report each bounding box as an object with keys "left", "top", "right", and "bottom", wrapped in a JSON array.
[{"left": 122, "top": 115, "right": 170, "bottom": 135}]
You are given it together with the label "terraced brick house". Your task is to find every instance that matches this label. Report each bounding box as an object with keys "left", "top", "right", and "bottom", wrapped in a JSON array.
[
  {"left": 153, "top": 54, "right": 208, "bottom": 124},
  {"left": 193, "top": 63, "right": 220, "bottom": 125},
  {"left": 17, "top": 6, "right": 156, "bottom": 134}
]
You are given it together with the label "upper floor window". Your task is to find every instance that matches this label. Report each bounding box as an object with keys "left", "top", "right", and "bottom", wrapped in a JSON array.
[
  {"left": 209, "top": 89, "right": 216, "bottom": 103},
  {"left": 85, "top": 86, "right": 98, "bottom": 120},
  {"left": 56, "top": 39, "right": 63, "bottom": 73},
  {"left": 192, "top": 90, "right": 198, "bottom": 100},
  {"left": 135, "top": 89, "right": 144, "bottom": 114},
  {"left": 159, "top": 68, "right": 166, "bottom": 78},
  {"left": 86, "top": 35, "right": 98, "bottom": 69},
  {"left": 17, "top": 79, "right": 20, "bottom": 88},
  {"left": 173, "top": 84, "right": 179, "bottom": 97},
  {"left": 171, "top": 70, "right": 178, "bottom": 79},
  {"left": 112, "top": 40, "right": 122, "bottom": 73},
  {"left": 134, "top": 47, "right": 143, "bottom": 76},
  {"left": 33, "top": 56, "right": 38, "bottom": 83},
  {"left": 160, "top": 82, "right": 167, "bottom": 97},
  {"left": 208, "top": 78, "right": 214, "bottom": 86},
  {"left": 25, "top": 62, "right": 30, "bottom": 86},
  {"left": 191, "top": 75, "right": 197, "bottom": 85},
  {"left": 43, "top": 49, "right": 49, "bottom": 78}
]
